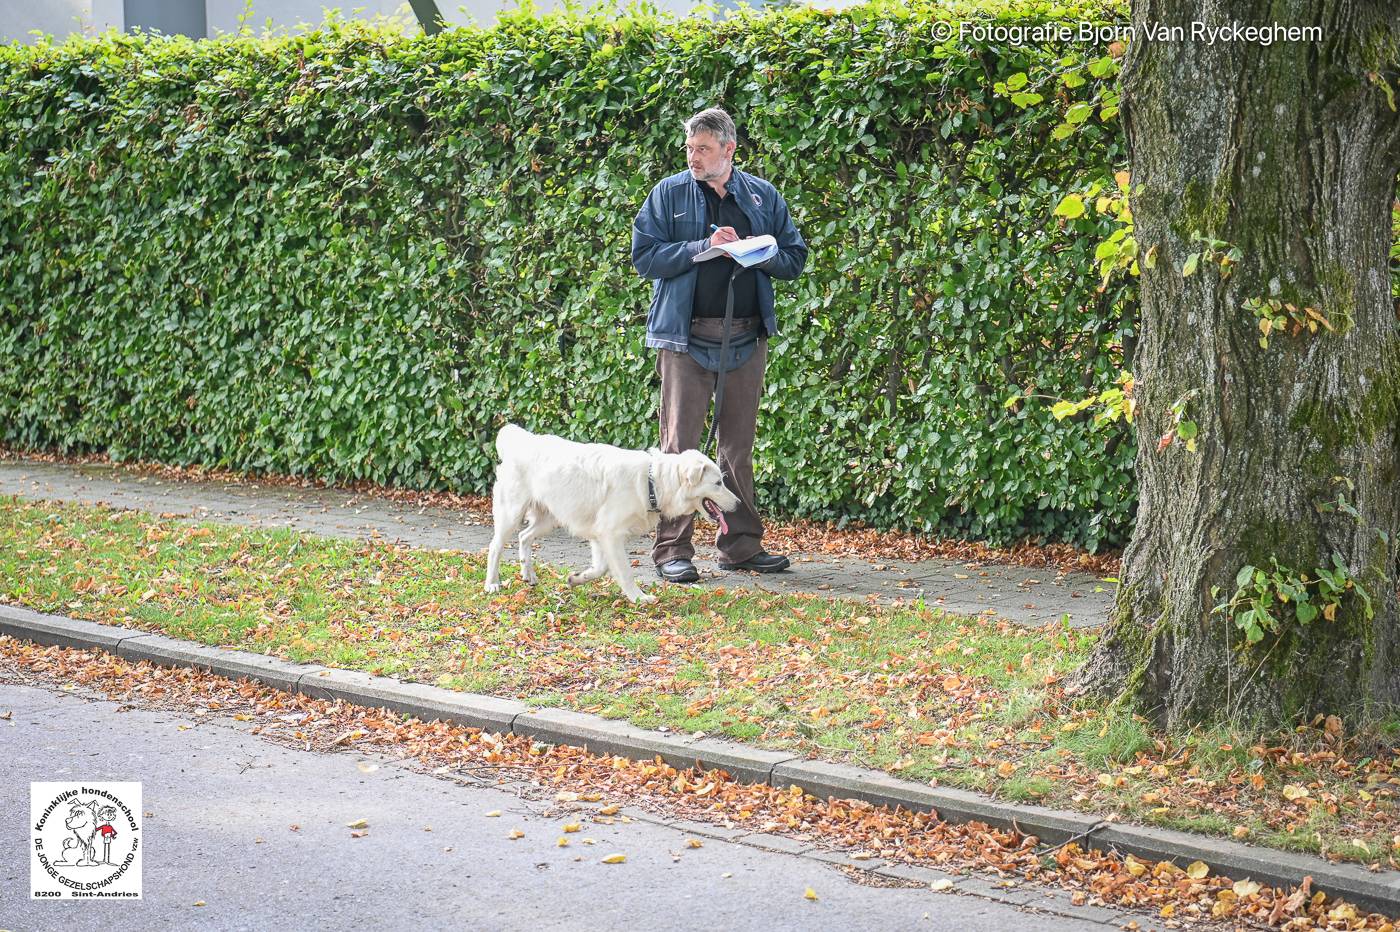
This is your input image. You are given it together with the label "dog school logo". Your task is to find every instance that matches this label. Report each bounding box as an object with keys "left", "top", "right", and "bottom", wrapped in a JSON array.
[{"left": 32, "top": 782, "right": 142, "bottom": 899}]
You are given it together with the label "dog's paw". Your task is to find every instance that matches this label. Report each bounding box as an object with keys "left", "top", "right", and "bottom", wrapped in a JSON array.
[
  {"left": 521, "top": 569, "right": 537, "bottom": 585},
  {"left": 632, "top": 592, "right": 658, "bottom": 605},
  {"left": 566, "top": 572, "right": 586, "bottom": 587},
  {"left": 484, "top": 580, "right": 502, "bottom": 594}
]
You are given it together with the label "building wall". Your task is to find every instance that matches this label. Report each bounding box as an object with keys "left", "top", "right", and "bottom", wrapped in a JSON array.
[
  {"left": 2, "top": 0, "right": 717, "bottom": 44},
  {"left": 0, "top": 0, "right": 118, "bottom": 43}
]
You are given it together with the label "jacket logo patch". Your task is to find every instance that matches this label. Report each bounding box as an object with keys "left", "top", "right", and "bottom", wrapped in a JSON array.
[
  {"left": 751, "top": 193, "right": 762, "bottom": 206},
  {"left": 673, "top": 211, "right": 687, "bottom": 218}
]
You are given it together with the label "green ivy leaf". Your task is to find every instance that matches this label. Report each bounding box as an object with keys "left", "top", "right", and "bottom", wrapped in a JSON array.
[
  {"left": 1054, "top": 194, "right": 1086, "bottom": 219},
  {"left": 1066, "top": 103, "right": 1093, "bottom": 124}
]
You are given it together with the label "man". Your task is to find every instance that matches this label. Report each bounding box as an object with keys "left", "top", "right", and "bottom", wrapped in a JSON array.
[{"left": 631, "top": 107, "right": 808, "bottom": 584}]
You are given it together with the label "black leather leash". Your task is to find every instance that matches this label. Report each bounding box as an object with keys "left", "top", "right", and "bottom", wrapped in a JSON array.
[{"left": 704, "top": 263, "right": 742, "bottom": 460}]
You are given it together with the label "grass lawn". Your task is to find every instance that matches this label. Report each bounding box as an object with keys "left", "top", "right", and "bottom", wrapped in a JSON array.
[{"left": 4, "top": 493, "right": 1399, "bottom": 867}]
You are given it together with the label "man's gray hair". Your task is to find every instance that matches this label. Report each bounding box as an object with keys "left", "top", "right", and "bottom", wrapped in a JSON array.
[{"left": 684, "top": 107, "right": 736, "bottom": 146}]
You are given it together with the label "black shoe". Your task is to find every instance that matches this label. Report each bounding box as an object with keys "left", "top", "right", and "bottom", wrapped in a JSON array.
[
  {"left": 718, "top": 551, "right": 791, "bottom": 573},
  {"left": 657, "top": 559, "right": 700, "bottom": 583}
]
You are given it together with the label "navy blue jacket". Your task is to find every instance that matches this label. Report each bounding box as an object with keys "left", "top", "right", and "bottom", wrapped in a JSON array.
[{"left": 631, "top": 168, "right": 807, "bottom": 352}]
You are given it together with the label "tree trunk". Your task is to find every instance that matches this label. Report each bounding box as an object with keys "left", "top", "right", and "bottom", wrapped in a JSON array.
[{"left": 1077, "top": 2, "right": 1400, "bottom": 729}]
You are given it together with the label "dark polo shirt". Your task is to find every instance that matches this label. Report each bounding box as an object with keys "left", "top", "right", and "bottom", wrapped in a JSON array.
[{"left": 693, "top": 175, "right": 758, "bottom": 319}]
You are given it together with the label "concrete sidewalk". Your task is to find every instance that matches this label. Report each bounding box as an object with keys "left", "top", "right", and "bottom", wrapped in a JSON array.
[
  {"left": 0, "top": 459, "right": 1113, "bottom": 628},
  {"left": 1, "top": 678, "right": 1129, "bottom": 931}
]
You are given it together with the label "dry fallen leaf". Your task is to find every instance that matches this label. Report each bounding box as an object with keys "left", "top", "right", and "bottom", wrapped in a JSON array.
[
  {"left": 562, "top": 823, "right": 581, "bottom": 833},
  {"left": 599, "top": 804, "right": 621, "bottom": 815},
  {"left": 13, "top": 630, "right": 1397, "bottom": 932},
  {"left": 602, "top": 853, "right": 626, "bottom": 864},
  {"left": 508, "top": 829, "right": 524, "bottom": 840},
  {"left": 194, "top": 901, "right": 206, "bottom": 907},
  {"left": 484, "top": 810, "right": 502, "bottom": 818},
  {"left": 685, "top": 839, "right": 703, "bottom": 849},
  {"left": 805, "top": 887, "right": 819, "bottom": 901},
  {"left": 1186, "top": 861, "right": 1210, "bottom": 880},
  {"left": 345, "top": 819, "right": 368, "bottom": 829},
  {"left": 556, "top": 837, "right": 569, "bottom": 847},
  {"left": 930, "top": 879, "right": 954, "bottom": 892},
  {"left": 1233, "top": 879, "right": 1262, "bottom": 898}
]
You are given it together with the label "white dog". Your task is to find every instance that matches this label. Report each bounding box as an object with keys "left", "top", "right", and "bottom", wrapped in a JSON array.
[{"left": 484, "top": 425, "right": 740, "bottom": 603}]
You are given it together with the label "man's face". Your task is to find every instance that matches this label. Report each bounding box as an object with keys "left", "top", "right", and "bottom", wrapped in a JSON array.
[{"left": 686, "top": 131, "right": 735, "bottom": 183}]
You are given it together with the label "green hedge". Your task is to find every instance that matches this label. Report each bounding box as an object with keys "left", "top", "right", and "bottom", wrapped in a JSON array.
[{"left": 0, "top": 1, "right": 1145, "bottom": 549}]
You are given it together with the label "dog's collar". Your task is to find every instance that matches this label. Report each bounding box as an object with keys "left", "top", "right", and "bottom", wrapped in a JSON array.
[{"left": 647, "top": 460, "right": 660, "bottom": 512}]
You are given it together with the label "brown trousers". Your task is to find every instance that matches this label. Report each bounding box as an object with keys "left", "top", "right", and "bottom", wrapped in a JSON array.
[{"left": 652, "top": 316, "right": 767, "bottom": 565}]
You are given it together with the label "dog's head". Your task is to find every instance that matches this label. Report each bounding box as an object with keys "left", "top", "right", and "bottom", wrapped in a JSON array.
[
  {"left": 657, "top": 449, "right": 740, "bottom": 533},
  {"left": 65, "top": 802, "right": 97, "bottom": 842}
]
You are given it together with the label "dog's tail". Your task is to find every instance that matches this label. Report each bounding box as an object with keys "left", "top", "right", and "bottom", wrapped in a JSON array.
[{"left": 495, "top": 423, "right": 531, "bottom": 462}]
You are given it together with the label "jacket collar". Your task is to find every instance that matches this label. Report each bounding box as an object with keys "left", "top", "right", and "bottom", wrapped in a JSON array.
[{"left": 691, "top": 168, "right": 763, "bottom": 222}]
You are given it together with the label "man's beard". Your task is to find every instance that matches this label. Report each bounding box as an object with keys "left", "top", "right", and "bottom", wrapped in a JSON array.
[{"left": 690, "top": 159, "right": 732, "bottom": 182}]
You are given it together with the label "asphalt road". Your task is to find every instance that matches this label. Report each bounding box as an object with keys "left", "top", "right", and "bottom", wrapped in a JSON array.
[{"left": 0, "top": 680, "right": 1125, "bottom": 932}]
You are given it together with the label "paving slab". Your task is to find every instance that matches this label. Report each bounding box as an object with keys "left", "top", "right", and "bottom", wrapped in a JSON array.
[
  {"left": 735, "top": 832, "right": 816, "bottom": 855},
  {"left": 871, "top": 862, "right": 962, "bottom": 886},
  {"left": 665, "top": 819, "right": 754, "bottom": 841},
  {"left": 804, "top": 849, "right": 890, "bottom": 871}
]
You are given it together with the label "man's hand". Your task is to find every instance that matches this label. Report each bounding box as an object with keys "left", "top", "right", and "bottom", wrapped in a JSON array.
[{"left": 709, "top": 225, "right": 740, "bottom": 246}]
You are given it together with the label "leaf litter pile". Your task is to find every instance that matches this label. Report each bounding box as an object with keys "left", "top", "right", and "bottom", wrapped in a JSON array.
[
  {"left": 2, "top": 638, "right": 1395, "bottom": 930},
  {"left": 4, "top": 496, "right": 1400, "bottom": 870},
  {"left": 0, "top": 447, "right": 1119, "bottom": 576}
]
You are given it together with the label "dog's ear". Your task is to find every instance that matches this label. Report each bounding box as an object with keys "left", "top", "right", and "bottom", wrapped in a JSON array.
[{"left": 684, "top": 457, "right": 706, "bottom": 487}]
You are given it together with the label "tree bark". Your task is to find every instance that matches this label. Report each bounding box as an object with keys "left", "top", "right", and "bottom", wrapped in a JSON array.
[{"left": 1076, "top": 1, "right": 1400, "bottom": 729}]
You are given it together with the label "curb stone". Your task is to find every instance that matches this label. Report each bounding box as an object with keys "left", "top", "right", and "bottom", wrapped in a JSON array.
[
  {"left": 770, "top": 758, "right": 1103, "bottom": 844},
  {"left": 116, "top": 632, "right": 310, "bottom": 694},
  {"left": 298, "top": 666, "right": 527, "bottom": 733},
  {"left": 1092, "top": 823, "right": 1400, "bottom": 913},
  {"left": 0, "top": 604, "right": 144, "bottom": 651},
  {"left": 512, "top": 706, "right": 794, "bottom": 785},
  {"left": 3, "top": 607, "right": 1398, "bottom": 917}
]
